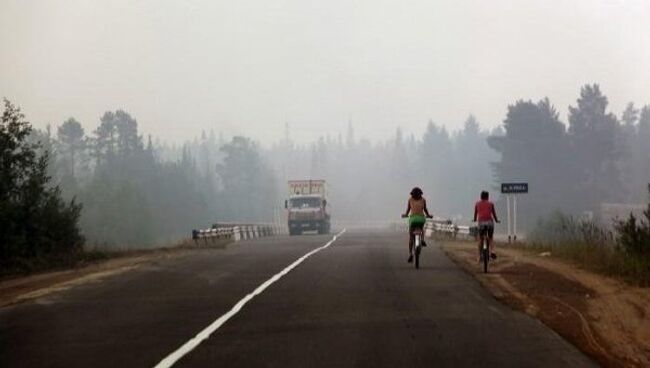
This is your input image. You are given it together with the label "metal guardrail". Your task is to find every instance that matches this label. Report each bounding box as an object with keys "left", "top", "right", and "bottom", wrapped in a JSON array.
[
  {"left": 192, "top": 218, "right": 477, "bottom": 244},
  {"left": 191, "top": 223, "right": 287, "bottom": 245},
  {"left": 392, "top": 218, "right": 477, "bottom": 239},
  {"left": 425, "top": 219, "right": 478, "bottom": 239}
]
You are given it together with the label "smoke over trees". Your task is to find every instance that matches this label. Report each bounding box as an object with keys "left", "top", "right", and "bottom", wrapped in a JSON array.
[
  {"left": 490, "top": 84, "right": 649, "bottom": 227},
  {"left": 272, "top": 84, "right": 647, "bottom": 229},
  {"left": 2, "top": 83, "right": 648, "bottom": 256},
  {"left": 16, "top": 109, "right": 278, "bottom": 248},
  {"left": 216, "top": 136, "right": 276, "bottom": 222},
  {"left": 269, "top": 116, "right": 497, "bottom": 222}
]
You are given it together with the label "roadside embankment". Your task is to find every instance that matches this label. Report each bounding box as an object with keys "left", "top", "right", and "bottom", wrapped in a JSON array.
[
  {"left": 0, "top": 239, "right": 231, "bottom": 308},
  {"left": 441, "top": 240, "right": 650, "bottom": 368}
]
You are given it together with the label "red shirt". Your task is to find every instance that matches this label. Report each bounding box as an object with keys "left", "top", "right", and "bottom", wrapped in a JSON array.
[{"left": 475, "top": 200, "right": 495, "bottom": 222}]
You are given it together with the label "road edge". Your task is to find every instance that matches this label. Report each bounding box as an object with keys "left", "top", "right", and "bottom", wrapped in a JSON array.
[{"left": 440, "top": 240, "right": 649, "bottom": 368}]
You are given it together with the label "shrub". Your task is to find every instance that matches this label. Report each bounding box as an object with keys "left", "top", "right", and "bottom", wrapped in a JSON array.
[
  {"left": 529, "top": 203, "right": 650, "bottom": 286},
  {"left": 529, "top": 210, "right": 612, "bottom": 247},
  {"left": 615, "top": 184, "right": 650, "bottom": 257}
]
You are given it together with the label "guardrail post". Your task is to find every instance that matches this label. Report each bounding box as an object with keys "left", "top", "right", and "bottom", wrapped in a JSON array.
[{"left": 233, "top": 226, "right": 241, "bottom": 241}]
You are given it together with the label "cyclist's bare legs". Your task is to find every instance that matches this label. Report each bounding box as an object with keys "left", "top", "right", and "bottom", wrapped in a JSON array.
[
  {"left": 477, "top": 225, "right": 496, "bottom": 261},
  {"left": 487, "top": 225, "right": 496, "bottom": 256},
  {"left": 488, "top": 236, "right": 494, "bottom": 254}
]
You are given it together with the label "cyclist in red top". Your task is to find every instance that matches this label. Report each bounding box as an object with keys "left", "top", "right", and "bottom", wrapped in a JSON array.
[{"left": 473, "top": 191, "right": 500, "bottom": 262}]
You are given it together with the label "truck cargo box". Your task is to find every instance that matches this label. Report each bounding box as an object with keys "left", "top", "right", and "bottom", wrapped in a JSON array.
[{"left": 288, "top": 179, "right": 326, "bottom": 196}]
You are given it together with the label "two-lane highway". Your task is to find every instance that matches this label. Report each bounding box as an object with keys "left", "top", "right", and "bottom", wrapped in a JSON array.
[{"left": 1, "top": 230, "right": 595, "bottom": 367}]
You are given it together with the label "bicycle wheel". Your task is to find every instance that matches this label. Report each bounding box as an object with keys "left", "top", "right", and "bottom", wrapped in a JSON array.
[{"left": 415, "top": 245, "right": 421, "bottom": 269}]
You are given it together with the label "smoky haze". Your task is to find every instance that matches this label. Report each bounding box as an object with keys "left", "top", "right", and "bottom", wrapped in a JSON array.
[
  {"left": 1, "top": 0, "right": 649, "bottom": 143},
  {"left": 1, "top": 1, "right": 650, "bottom": 247}
]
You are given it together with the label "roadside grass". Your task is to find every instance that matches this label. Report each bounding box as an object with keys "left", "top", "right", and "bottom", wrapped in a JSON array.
[
  {"left": 509, "top": 209, "right": 649, "bottom": 287},
  {"left": 512, "top": 240, "right": 650, "bottom": 287}
]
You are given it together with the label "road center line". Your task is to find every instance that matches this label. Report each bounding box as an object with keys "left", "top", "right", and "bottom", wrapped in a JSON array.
[{"left": 154, "top": 229, "right": 347, "bottom": 368}]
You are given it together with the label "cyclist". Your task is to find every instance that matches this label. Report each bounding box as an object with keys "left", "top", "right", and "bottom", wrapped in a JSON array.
[
  {"left": 473, "top": 191, "right": 500, "bottom": 262},
  {"left": 402, "top": 187, "right": 433, "bottom": 263}
]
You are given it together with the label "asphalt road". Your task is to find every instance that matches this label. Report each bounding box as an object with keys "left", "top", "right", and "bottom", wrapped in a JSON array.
[{"left": 0, "top": 230, "right": 595, "bottom": 367}]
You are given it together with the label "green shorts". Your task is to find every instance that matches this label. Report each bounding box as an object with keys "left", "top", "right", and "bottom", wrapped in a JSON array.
[{"left": 408, "top": 215, "right": 426, "bottom": 230}]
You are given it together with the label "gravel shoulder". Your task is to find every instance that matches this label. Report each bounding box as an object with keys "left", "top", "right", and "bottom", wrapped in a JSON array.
[{"left": 441, "top": 240, "right": 650, "bottom": 368}]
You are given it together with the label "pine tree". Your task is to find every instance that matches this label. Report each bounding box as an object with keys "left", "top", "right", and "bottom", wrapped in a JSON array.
[
  {"left": 57, "top": 117, "right": 86, "bottom": 179},
  {"left": 568, "top": 84, "right": 624, "bottom": 209},
  {"left": 1, "top": 99, "right": 84, "bottom": 269}
]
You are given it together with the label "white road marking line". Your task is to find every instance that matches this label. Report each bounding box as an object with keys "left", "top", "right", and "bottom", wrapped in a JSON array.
[{"left": 154, "top": 229, "right": 347, "bottom": 368}]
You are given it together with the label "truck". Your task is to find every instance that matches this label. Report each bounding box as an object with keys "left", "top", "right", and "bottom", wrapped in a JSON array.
[{"left": 285, "top": 179, "right": 331, "bottom": 236}]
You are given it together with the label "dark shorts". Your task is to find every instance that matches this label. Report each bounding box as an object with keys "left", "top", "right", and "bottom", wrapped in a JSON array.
[{"left": 478, "top": 222, "right": 494, "bottom": 239}]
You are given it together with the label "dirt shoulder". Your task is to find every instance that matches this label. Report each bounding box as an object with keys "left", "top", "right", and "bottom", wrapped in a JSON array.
[
  {"left": 0, "top": 240, "right": 231, "bottom": 308},
  {"left": 441, "top": 240, "right": 650, "bottom": 368}
]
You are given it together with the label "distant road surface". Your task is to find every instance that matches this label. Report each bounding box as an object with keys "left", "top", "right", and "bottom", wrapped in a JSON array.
[{"left": 0, "top": 230, "right": 594, "bottom": 367}]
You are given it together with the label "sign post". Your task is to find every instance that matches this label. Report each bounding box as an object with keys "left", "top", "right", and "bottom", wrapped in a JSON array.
[
  {"left": 513, "top": 195, "right": 517, "bottom": 241},
  {"left": 501, "top": 182, "right": 528, "bottom": 242},
  {"left": 506, "top": 195, "right": 511, "bottom": 241}
]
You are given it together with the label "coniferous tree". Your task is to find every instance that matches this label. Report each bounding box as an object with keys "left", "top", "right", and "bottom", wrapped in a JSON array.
[
  {"left": 216, "top": 136, "right": 276, "bottom": 222},
  {"left": 488, "top": 98, "right": 572, "bottom": 224},
  {"left": 420, "top": 121, "right": 453, "bottom": 211},
  {"left": 568, "top": 84, "right": 624, "bottom": 210},
  {"left": 633, "top": 106, "right": 650, "bottom": 201},
  {"left": 0, "top": 99, "right": 83, "bottom": 269},
  {"left": 57, "top": 117, "right": 86, "bottom": 180}
]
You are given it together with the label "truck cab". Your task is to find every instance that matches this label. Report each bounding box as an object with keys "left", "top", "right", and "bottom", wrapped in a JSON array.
[{"left": 285, "top": 180, "right": 331, "bottom": 235}]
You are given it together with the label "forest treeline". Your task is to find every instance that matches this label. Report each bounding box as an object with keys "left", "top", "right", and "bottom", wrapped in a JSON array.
[
  {"left": 263, "top": 115, "right": 497, "bottom": 222},
  {"left": 266, "top": 84, "right": 649, "bottom": 228},
  {"left": 35, "top": 113, "right": 275, "bottom": 249},
  {"left": 1, "top": 83, "right": 649, "bottom": 270}
]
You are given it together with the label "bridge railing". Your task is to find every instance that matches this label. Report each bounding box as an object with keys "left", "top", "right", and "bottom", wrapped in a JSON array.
[
  {"left": 191, "top": 223, "right": 287, "bottom": 245},
  {"left": 424, "top": 219, "right": 478, "bottom": 239},
  {"left": 393, "top": 218, "right": 476, "bottom": 239}
]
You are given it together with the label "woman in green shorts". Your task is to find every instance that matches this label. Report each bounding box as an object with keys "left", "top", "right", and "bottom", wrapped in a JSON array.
[{"left": 402, "top": 187, "right": 433, "bottom": 263}]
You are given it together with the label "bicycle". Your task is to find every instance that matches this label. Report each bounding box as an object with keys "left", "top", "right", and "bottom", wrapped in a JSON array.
[
  {"left": 477, "top": 221, "right": 499, "bottom": 273},
  {"left": 402, "top": 215, "right": 431, "bottom": 269},
  {"left": 413, "top": 227, "right": 423, "bottom": 269}
]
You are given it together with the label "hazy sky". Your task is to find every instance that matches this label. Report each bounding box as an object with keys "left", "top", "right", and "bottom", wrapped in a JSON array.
[{"left": 1, "top": 0, "right": 649, "bottom": 144}]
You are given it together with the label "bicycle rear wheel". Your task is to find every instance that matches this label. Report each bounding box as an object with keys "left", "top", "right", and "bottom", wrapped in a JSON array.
[{"left": 415, "top": 245, "right": 421, "bottom": 269}]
